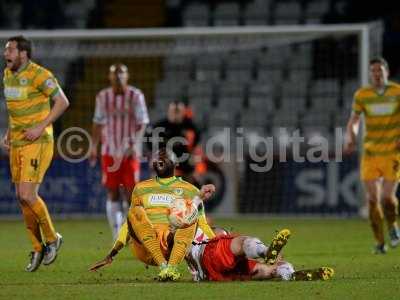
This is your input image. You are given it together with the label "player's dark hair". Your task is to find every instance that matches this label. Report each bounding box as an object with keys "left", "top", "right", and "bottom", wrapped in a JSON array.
[
  {"left": 7, "top": 35, "right": 32, "bottom": 59},
  {"left": 369, "top": 57, "right": 389, "bottom": 71}
]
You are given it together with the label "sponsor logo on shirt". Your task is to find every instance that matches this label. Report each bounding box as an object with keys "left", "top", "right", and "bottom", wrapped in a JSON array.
[
  {"left": 4, "top": 87, "right": 27, "bottom": 100},
  {"left": 149, "top": 194, "right": 175, "bottom": 206},
  {"left": 367, "top": 103, "right": 397, "bottom": 116}
]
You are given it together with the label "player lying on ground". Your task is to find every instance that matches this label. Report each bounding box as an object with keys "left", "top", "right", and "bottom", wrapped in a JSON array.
[
  {"left": 186, "top": 227, "right": 334, "bottom": 282},
  {"left": 90, "top": 224, "right": 334, "bottom": 282},
  {"left": 90, "top": 148, "right": 215, "bottom": 281}
]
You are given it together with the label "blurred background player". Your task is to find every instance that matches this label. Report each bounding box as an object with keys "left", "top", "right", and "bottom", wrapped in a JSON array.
[
  {"left": 1, "top": 35, "right": 69, "bottom": 271},
  {"left": 90, "top": 63, "right": 149, "bottom": 240},
  {"left": 344, "top": 57, "right": 400, "bottom": 253},
  {"left": 145, "top": 100, "right": 202, "bottom": 185}
]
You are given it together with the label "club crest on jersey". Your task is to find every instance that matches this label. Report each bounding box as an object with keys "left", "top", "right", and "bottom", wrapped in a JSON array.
[
  {"left": 174, "top": 188, "right": 183, "bottom": 196},
  {"left": 19, "top": 78, "right": 28, "bottom": 86}
]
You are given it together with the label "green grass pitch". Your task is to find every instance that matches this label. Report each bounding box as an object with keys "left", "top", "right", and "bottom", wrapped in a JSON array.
[{"left": 0, "top": 218, "right": 399, "bottom": 300}]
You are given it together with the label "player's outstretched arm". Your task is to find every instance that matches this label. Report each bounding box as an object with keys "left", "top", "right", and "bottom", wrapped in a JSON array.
[{"left": 89, "top": 222, "right": 130, "bottom": 272}]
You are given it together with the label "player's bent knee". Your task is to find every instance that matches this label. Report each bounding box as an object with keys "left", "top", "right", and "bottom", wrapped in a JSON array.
[
  {"left": 230, "top": 236, "right": 247, "bottom": 256},
  {"left": 17, "top": 190, "right": 37, "bottom": 205}
]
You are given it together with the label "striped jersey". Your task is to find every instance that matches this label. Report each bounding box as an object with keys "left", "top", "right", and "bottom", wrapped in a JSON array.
[
  {"left": 352, "top": 81, "right": 400, "bottom": 157},
  {"left": 3, "top": 61, "right": 60, "bottom": 147},
  {"left": 131, "top": 176, "right": 201, "bottom": 225},
  {"left": 93, "top": 86, "right": 149, "bottom": 157}
]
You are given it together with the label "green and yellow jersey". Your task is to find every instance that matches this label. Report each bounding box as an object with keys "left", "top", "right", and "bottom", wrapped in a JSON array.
[
  {"left": 3, "top": 60, "right": 60, "bottom": 147},
  {"left": 115, "top": 176, "right": 214, "bottom": 253},
  {"left": 352, "top": 81, "right": 400, "bottom": 157},
  {"left": 131, "top": 176, "right": 201, "bottom": 225}
]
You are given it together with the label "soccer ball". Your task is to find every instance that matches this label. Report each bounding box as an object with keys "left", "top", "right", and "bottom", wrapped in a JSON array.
[{"left": 168, "top": 197, "right": 198, "bottom": 229}]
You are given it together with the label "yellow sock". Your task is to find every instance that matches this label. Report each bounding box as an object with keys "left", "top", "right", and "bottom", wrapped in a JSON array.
[
  {"left": 128, "top": 206, "right": 166, "bottom": 266},
  {"left": 369, "top": 202, "right": 385, "bottom": 245},
  {"left": 168, "top": 223, "right": 196, "bottom": 266},
  {"left": 383, "top": 197, "right": 399, "bottom": 230},
  {"left": 31, "top": 197, "right": 56, "bottom": 243},
  {"left": 20, "top": 202, "right": 43, "bottom": 252}
]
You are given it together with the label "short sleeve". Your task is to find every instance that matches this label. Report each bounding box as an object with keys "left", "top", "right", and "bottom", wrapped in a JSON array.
[
  {"left": 352, "top": 92, "right": 363, "bottom": 115},
  {"left": 131, "top": 186, "right": 143, "bottom": 206},
  {"left": 93, "top": 93, "right": 107, "bottom": 125},
  {"left": 34, "top": 69, "right": 60, "bottom": 98},
  {"left": 134, "top": 91, "right": 149, "bottom": 125}
]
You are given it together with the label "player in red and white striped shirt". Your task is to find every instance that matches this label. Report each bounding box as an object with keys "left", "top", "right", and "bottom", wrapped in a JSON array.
[{"left": 90, "top": 63, "right": 149, "bottom": 239}]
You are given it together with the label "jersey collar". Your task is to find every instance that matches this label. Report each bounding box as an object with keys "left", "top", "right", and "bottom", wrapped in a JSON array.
[
  {"left": 13, "top": 60, "right": 31, "bottom": 76},
  {"left": 156, "top": 176, "right": 180, "bottom": 186}
]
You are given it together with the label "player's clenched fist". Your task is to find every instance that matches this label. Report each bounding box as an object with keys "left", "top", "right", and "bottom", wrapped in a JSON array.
[{"left": 199, "top": 184, "right": 216, "bottom": 201}]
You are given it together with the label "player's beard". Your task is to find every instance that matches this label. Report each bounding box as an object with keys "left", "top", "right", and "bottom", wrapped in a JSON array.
[{"left": 9, "top": 55, "right": 22, "bottom": 72}]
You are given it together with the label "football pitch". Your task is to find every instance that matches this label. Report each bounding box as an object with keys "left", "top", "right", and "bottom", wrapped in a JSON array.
[{"left": 0, "top": 218, "right": 398, "bottom": 300}]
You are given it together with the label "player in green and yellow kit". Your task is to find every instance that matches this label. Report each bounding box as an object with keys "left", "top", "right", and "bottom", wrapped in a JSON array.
[
  {"left": 90, "top": 148, "right": 215, "bottom": 281},
  {"left": 1, "top": 35, "right": 69, "bottom": 271},
  {"left": 344, "top": 57, "right": 400, "bottom": 253}
]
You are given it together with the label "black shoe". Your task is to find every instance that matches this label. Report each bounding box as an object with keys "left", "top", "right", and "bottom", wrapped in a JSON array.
[
  {"left": 373, "top": 243, "right": 388, "bottom": 254},
  {"left": 26, "top": 250, "right": 44, "bottom": 272}
]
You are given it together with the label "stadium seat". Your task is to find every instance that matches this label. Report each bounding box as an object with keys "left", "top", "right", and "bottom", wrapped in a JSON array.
[
  {"left": 309, "top": 78, "right": 340, "bottom": 98},
  {"left": 241, "top": 109, "right": 270, "bottom": 129},
  {"left": 280, "top": 96, "right": 307, "bottom": 113},
  {"left": 271, "top": 109, "right": 299, "bottom": 129},
  {"left": 243, "top": 0, "right": 271, "bottom": 25},
  {"left": 281, "top": 80, "right": 309, "bottom": 98},
  {"left": 189, "top": 96, "right": 213, "bottom": 123},
  {"left": 182, "top": 2, "right": 210, "bottom": 27},
  {"left": 217, "top": 80, "right": 246, "bottom": 101},
  {"left": 273, "top": 1, "right": 303, "bottom": 25},
  {"left": 194, "top": 55, "right": 223, "bottom": 81},
  {"left": 224, "top": 52, "right": 255, "bottom": 82},
  {"left": 163, "top": 69, "right": 193, "bottom": 81},
  {"left": 154, "top": 79, "right": 186, "bottom": 100},
  {"left": 213, "top": 2, "right": 240, "bottom": 26},
  {"left": 187, "top": 81, "right": 214, "bottom": 99},
  {"left": 148, "top": 104, "right": 167, "bottom": 124},
  {"left": 286, "top": 69, "right": 312, "bottom": 83},
  {"left": 304, "top": 0, "right": 330, "bottom": 24},
  {"left": 310, "top": 96, "right": 339, "bottom": 113},
  {"left": 342, "top": 79, "right": 358, "bottom": 109},
  {"left": 163, "top": 56, "right": 193, "bottom": 73},
  {"left": 208, "top": 110, "right": 238, "bottom": 128},
  {"left": 257, "top": 69, "right": 285, "bottom": 82},
  {"left": 257, "top": 47, "right": 291, "bottom": 69},
  {"left": 333, "top": 112, "right": 350, "bottom": 129},
  {"left": 288, "top": 45, "right": 313, "bottom": 70},
  {"left": 217, "top": 81, "right": 246, "bottom": 113},
  {"left": 301, "top": 109, "right": 332, "bottom": 130}
]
